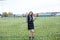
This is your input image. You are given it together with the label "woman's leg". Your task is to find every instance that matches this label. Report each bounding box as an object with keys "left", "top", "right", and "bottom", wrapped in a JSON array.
[
  {"left": 29, "top": 30, "right": 32, "bottom": 40},
  {"left": 31, "top": 29, "right": 34, "bottom": 40},
  {"left": 29, "top": 29, "right": 34, "bottom": 40},
  {"left": 31, "top": 29, "right": 34, "bottom": 37}
]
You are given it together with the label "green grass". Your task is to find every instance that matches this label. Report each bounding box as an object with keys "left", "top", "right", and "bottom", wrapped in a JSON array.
[{"left": 0, "top": 16, "right": 60, "bottom": 40}]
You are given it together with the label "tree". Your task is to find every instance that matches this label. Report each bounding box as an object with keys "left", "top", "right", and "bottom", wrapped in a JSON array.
[
  {"left": 34, "top": 13, "right": 39, "bottom": 17},
  {"left": 2, "top": 12, "right": 8, "bottom": 17},
  {"left": 8, "top": 12, "right": 13, "bottom": 17},
  {"left": 0, "top": 14, "right": 1, "bottom": 16}
]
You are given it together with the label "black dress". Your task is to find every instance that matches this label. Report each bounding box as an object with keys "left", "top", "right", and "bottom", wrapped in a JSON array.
[{"left": 27, "top": 15, "right": 34, "bottom": 30}]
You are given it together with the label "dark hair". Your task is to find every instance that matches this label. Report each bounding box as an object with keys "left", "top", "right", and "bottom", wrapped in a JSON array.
[{"left": 28, "top": 11, "right": 33, "bottom": 16}]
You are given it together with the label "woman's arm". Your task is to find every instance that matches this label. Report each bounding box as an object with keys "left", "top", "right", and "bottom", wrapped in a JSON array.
[
  {"left": 33, "top": 13, "right": 38, "bottom": 21},
  {"left": 33, "top": 17, "right": 37, "bottom": 21}
]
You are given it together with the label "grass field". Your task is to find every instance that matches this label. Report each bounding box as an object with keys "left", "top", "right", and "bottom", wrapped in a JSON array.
[{"left": 0, "top": 16, "right": 60, "bottom": 40}]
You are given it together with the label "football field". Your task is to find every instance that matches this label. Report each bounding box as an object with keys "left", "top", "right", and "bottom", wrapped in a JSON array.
[{"left": 0, "top": 16, "right": 60, "bottom": 40}]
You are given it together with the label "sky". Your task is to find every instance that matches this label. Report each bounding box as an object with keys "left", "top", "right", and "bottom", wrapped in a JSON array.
[{"left": 0, "top": 0, "right": 60, "bottom": 14}]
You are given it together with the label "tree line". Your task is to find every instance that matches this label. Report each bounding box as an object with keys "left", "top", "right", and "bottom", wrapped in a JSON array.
[{"left": 0, "top": 12, "right": 39, "bottom": 17}]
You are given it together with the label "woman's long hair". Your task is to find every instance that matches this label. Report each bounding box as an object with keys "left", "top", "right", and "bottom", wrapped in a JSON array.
[{"left": 28, "top": 11, "right": 33, "bottom": 17}]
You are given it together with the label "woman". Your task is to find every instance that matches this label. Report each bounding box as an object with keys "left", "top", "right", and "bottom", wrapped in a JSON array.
[{"left": 27, "top": 11, "right": 36, "bottom": 40}]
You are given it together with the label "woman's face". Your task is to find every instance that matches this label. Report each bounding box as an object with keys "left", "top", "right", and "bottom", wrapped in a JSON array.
[{"left": 29, "top": 13, "right": 32, "bottom": 16}]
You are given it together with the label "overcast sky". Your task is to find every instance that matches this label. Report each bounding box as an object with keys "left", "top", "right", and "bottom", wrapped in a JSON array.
[{"left": 0, "top": 0, "right": 60, "bottom": 14}]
